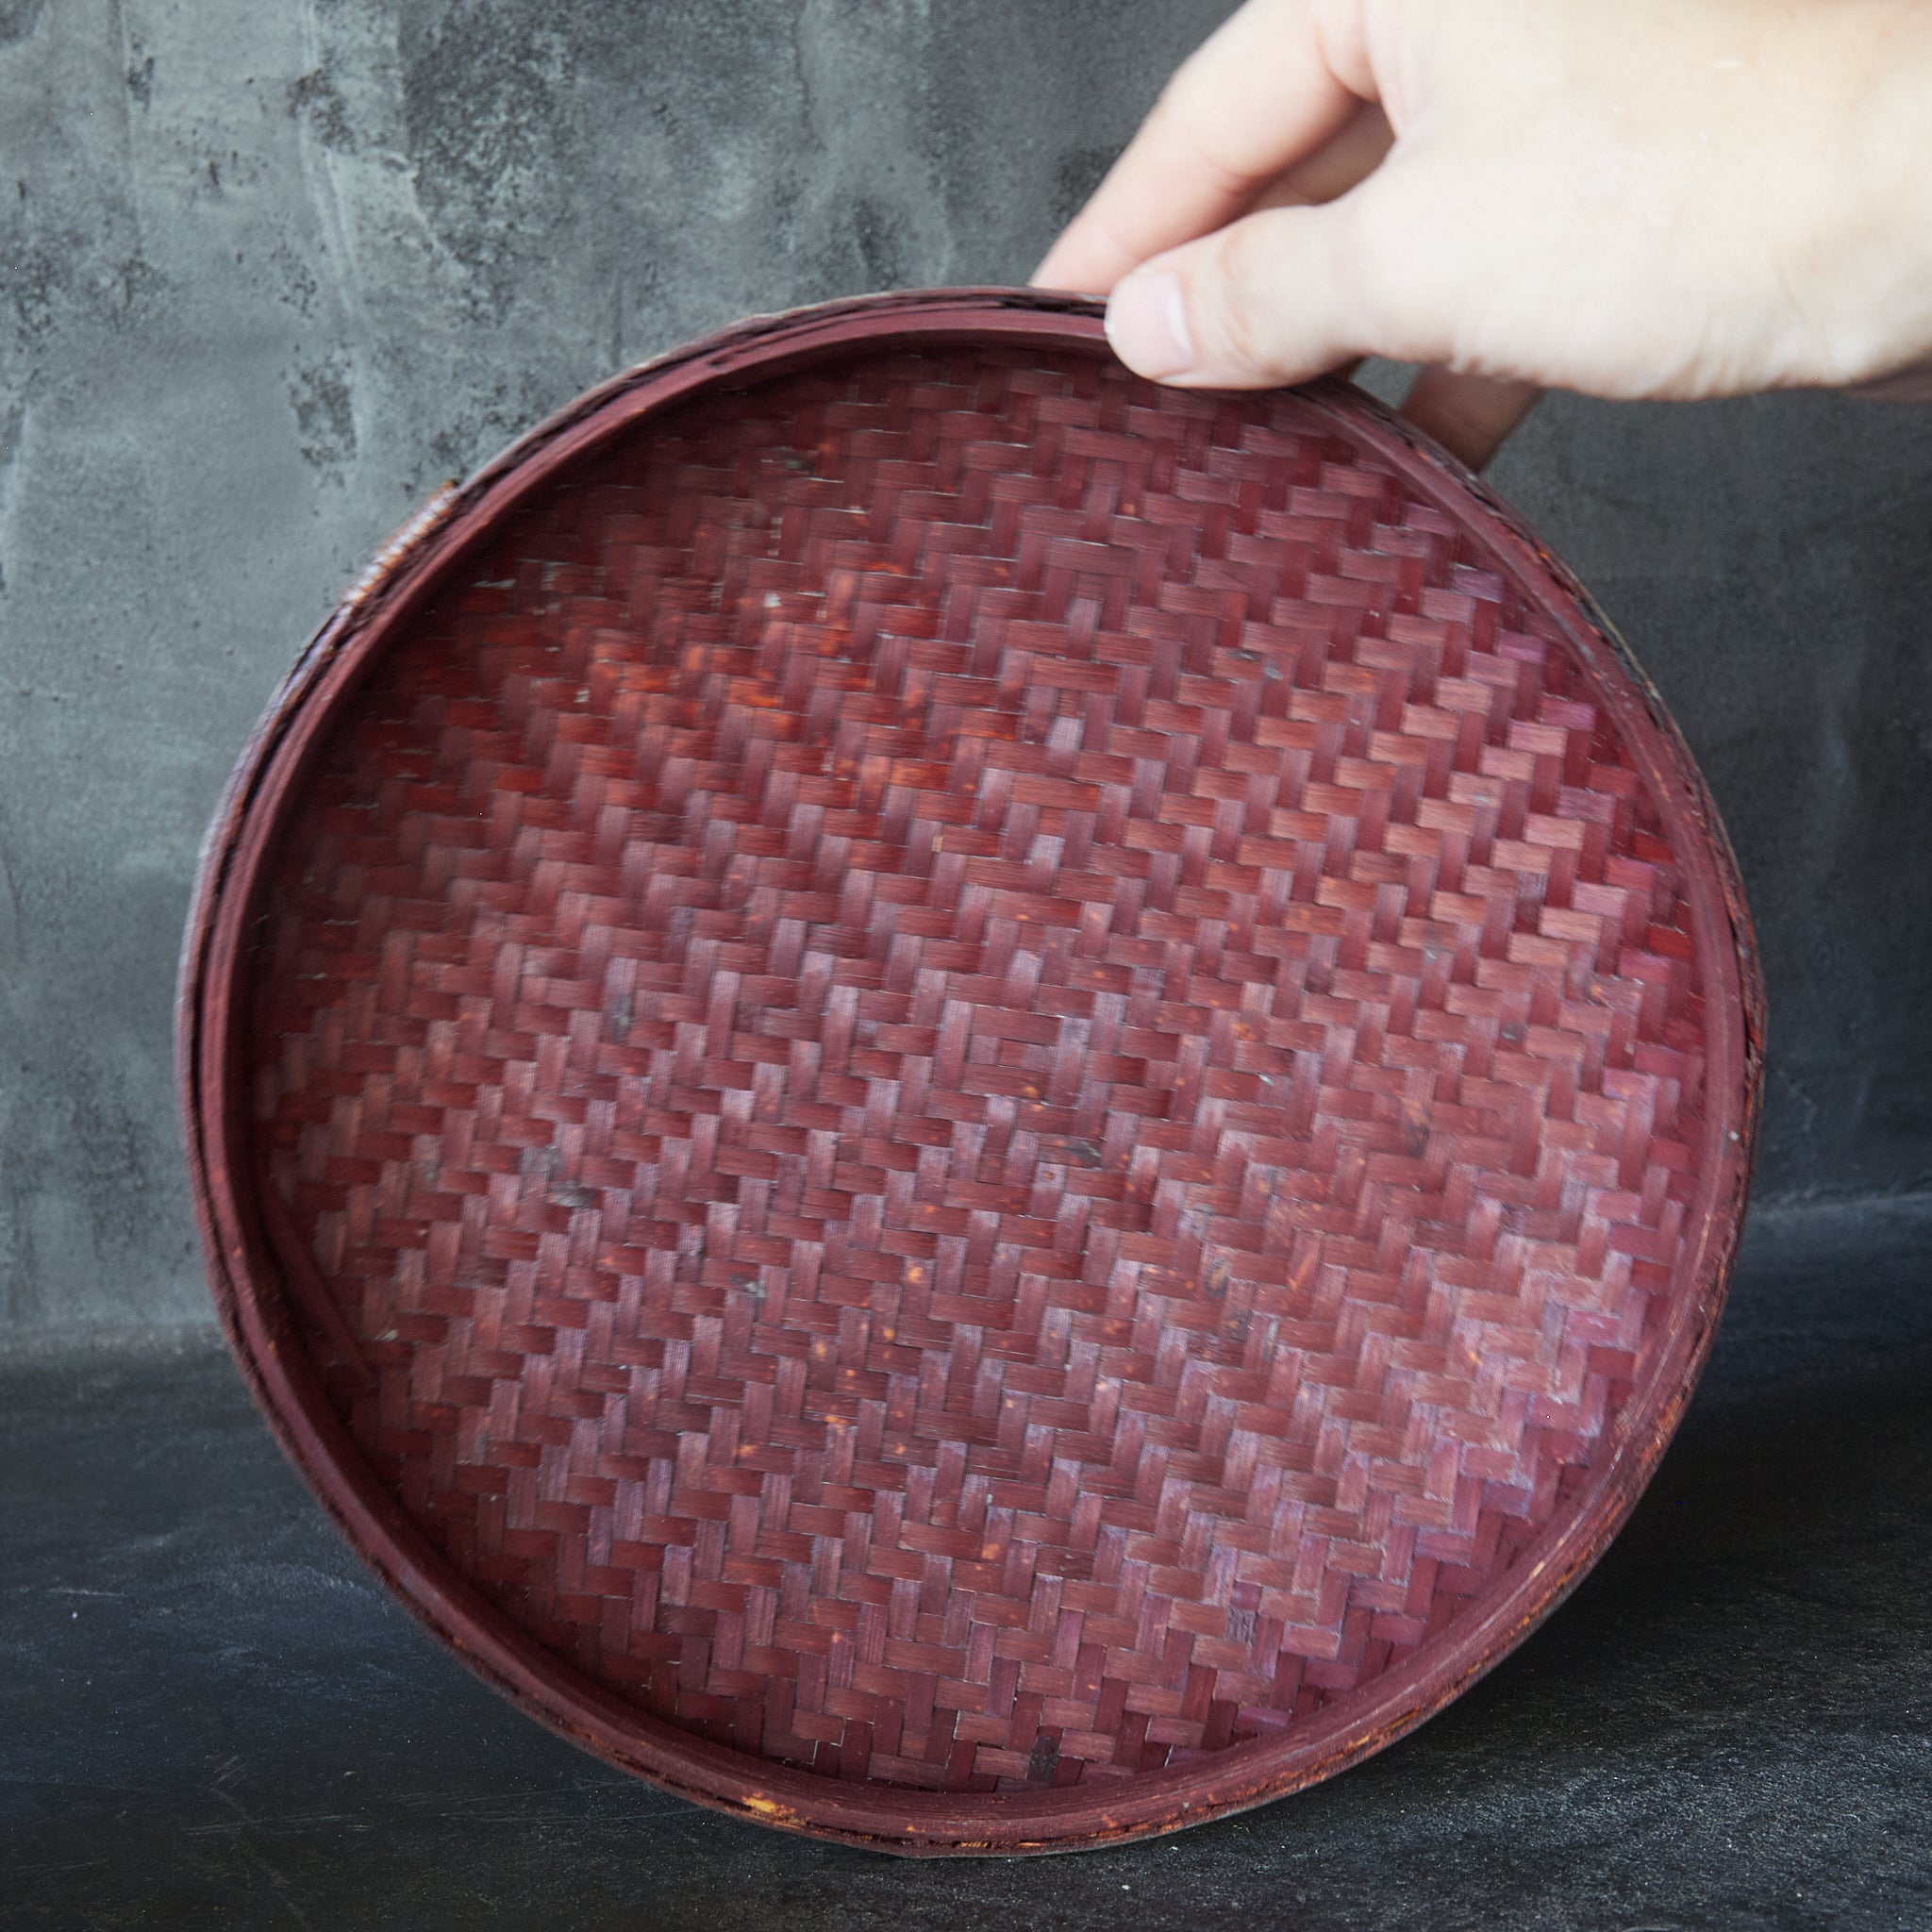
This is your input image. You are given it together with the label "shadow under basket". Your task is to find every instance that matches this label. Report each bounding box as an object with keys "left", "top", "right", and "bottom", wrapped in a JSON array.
[{"left": 177, "top": 290, "right": 1763, "bottom": 1855}]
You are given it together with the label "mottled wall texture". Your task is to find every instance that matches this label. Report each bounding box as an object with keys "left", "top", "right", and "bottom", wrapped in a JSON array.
[{"left": 2, "top": 0, "right": 1928, "bottom": 1337}]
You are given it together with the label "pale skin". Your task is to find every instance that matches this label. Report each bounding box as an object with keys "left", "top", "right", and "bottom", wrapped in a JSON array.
[{"left": 1033, "top": 0, "right": 1932, "bottom": 469}]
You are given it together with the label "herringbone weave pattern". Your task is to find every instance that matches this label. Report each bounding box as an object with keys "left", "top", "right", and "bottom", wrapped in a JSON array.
[{"left": 247, "top": 347, "right": 1708, "bottom": 1792}]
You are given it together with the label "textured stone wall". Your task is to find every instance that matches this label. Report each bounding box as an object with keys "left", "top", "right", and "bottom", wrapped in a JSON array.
[{"left": 2, "top": 0, "right": 1927, "bottom": 1335}]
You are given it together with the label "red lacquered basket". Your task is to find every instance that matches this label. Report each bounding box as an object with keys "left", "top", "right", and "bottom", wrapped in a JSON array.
[{"left": 178, "top": 290, "right": 1762, "bottom": 1855}]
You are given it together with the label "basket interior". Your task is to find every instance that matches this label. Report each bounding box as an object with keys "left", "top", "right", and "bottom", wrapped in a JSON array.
[{"left": 232, "top": 338, "right": 1728, "bottom": 1813}]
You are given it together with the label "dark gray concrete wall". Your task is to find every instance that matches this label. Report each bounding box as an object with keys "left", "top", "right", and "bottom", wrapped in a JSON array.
[{"left": 1, "top": 0, "right": 1927, "bottom": 1337}]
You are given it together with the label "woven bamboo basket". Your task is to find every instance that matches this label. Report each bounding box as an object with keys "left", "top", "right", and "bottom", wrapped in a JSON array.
[{"left": 178, "top": 289, "right": 1762, "bottom": 1855}]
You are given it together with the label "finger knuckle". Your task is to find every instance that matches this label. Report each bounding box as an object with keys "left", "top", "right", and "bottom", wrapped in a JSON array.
[{"left": 1203, "top": 222, "right": 1282, "bottom": 377}]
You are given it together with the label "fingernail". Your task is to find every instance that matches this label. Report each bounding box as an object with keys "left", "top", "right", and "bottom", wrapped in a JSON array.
[{"left": 1105, "top": 271, "right": 1195, "bottom": 379}]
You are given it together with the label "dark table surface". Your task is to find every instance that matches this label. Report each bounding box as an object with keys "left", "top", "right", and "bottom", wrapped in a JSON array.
[{"left": 6, "top": 1196, "right": 1929, "bottom": 1932}]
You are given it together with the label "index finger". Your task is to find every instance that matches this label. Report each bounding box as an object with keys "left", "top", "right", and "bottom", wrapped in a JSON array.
[{"left": 1032, "top": 0, "right": 1368, "bottom": 294}]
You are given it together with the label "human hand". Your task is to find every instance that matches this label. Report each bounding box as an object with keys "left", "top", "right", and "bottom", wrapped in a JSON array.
[{"left": 1034, "top": 0, "right": 1932, "bottom": 468}]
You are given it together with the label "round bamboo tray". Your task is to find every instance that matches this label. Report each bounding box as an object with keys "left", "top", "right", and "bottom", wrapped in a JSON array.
[{"left": 178, "top": 289, "right": 1762, "bottom": 1855}]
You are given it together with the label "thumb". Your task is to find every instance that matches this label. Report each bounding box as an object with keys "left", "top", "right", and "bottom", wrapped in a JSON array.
[{"left": 1104, "top": 196, "right": 1406, "bottom": 390}]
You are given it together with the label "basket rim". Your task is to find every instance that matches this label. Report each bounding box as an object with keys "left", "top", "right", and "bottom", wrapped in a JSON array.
[{"left": 176, "top": 287, "right": 1764, "bottom": 1856}]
